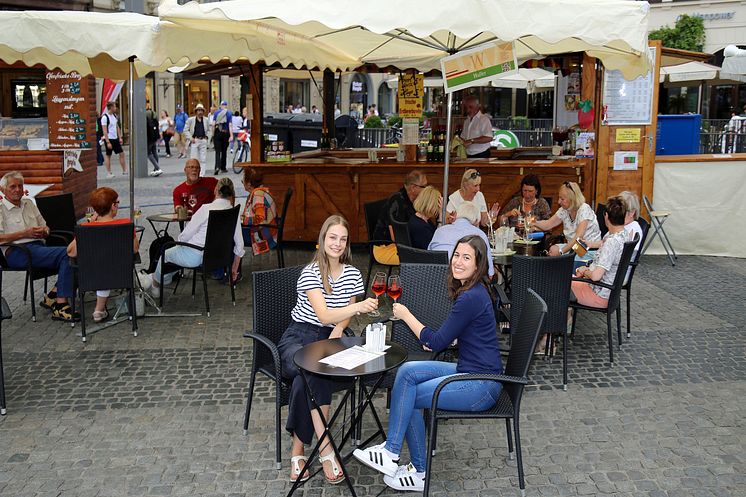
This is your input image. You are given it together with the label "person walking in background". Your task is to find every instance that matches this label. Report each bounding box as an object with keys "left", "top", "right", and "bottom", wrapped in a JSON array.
[
  {"left": 145, "top": 107, "right": 163, "bottom": 177},
  {"left": 229, "top": 109, "right": 243, "bottom": 154},
  {"left": 211, "top": 101, "right": 233, "bottom": 174},
  {"left": 183, "top": 104, "right": 211, "bottom": 177},
  {"left": 159, "top": 110, "right": 174, "bottom": 158},
  {"left": 172, "top": 104, "right": 188, "bottom": 159},
  {"left": 101, "top": 101, "right": 127, "bottom": 179}
]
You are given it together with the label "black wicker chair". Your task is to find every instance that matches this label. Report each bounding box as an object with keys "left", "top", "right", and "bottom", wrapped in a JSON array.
[
  {"left": 423, "top": 289, "right": 547, "bottom": 497},
  {"left": 0, "top": 292, "right": 11, "bottom": 415},
  {"left": 569, "top": 236, "right": 639, "bottom": 365},
  {"left": 159, "top": 206, "right": 240, "bottom": 316},
  {"left": 623, "top": 218, "right": 650, "bottom": 339},
  {"left": 73, "top": 223, "right": 137, "bottom": 342},
  {"left": 249, "top": 187, "right": 293, "bottom": 269},
  {"left": 390, "top": 218, "right": 411, "bottom": 246},
  {"left": 363, "top": 198, "right": 398, "bottom": 290},
  {"left": 396, "top": 245, "right": 448, "bottom": 265},
  {"left": 35, "top": 192, "right": 76, "bottom": 243},
  {"left": 596, "top": 203, "right": 608, "bottom": 238},
  {"left": 242, "top": 265, "right": 303, "bottom": 469},
  {"left": 511, "top": 253, "right": 574, "bottom": 389}
]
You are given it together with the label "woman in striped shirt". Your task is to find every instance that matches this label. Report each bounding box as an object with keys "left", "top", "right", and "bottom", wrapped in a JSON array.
[{"left": 278, "top": 215, "right": 378, "bottom": 485}]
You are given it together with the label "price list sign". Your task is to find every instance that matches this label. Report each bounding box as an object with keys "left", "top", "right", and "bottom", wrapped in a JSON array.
[{"left": 46, "top": 71, "right": 91, "bottom": 150}]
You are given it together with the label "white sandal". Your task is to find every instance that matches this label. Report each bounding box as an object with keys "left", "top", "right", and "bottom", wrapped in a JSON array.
[
  {"left": 319, "top": 452, "right": 345, "bottom": 485},
  {"left": 290, "top": 455, "right": 310, "bottom": 483}
]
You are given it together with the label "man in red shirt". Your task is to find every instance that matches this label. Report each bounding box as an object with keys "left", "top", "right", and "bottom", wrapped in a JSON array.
[{"left": 172, "top": 159, "right": 218, "bottom": 214}]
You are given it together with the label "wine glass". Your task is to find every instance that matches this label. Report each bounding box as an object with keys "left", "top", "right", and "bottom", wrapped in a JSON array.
[
  {"left": 524, "top": 210, "right": 533, "bottom": 242},
  {"left": 387, "top": 275, "right": 402, "bottom": 321},
  {"left": 85, "top": 206, "right": 94, "bottom": 222},
  {"left": 369, "top": 272, "right": 386, "bottom": 317},
  {"left": 133, "top": 205, "right": 142, "bottom": 223}
]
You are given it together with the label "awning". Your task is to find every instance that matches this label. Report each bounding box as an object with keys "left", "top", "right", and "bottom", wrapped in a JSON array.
[
  {"left": 659, "top": 61, "right": 746, "bottom": 84},
  {"left": 722, "top": 45, "right": 746, "bottom": 76}
]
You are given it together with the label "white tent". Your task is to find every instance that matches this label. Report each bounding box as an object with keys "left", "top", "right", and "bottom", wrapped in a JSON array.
[
  {"left": 159, "top": 0, "right": 651, "bottom": 214},
  {"left": 659, "top": 61, "right": 746, "bottom": 84},
  {"left": 721, "top": 45, "right": 746, "bottom": 76}
]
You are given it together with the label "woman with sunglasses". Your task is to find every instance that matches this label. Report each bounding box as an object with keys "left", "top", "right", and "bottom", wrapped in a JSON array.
[
  {"left": 532, "top": 181, "right": 601, "bottom": 256},
  {"left": 446, "top": 168, "right": 500, "bottom": 228}
]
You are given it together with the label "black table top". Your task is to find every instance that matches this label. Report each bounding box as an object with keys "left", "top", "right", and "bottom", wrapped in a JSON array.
[
  {"left": 294, "top": 337, "right": 407, "bottom": 378},
  {"left": 146, "top": 212, "right": 191, "bottom": 223}
]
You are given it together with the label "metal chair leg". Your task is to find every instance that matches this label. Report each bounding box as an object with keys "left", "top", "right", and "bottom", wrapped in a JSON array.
[
  {"left": 606, "top": 313, "right": 614, "bottom": 365},
  {"left": 625, "top": 286, "right": 631, "bottom": 339}
]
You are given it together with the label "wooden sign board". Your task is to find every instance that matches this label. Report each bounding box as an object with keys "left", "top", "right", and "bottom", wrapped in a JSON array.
[{"left": 47, "top": 71, "right": 91, "bottom": 150}]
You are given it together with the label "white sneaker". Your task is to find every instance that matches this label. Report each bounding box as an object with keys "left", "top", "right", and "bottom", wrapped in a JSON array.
[
  {"left": 148, "top": 170, "right": 158, "bottom": 176},
  {"left": 148, "top": 280, "right": 160, "bottom": 299},
  {"left": 154, "top": 169, "right": 163, "bottom": 176},
  {"left": 384, "top": 463, "right": 425, "bottom": 492},
  {"left": 352, "top": 442, "right": 399, "bottom": 477},
  {"left": 106, "top": 172, "right": 115, "bottom": 179}
]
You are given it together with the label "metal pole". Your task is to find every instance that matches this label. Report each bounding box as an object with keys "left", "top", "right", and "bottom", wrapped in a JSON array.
[
  {"left": 441, "top": 92, "right": 454, "bottom": 222},
  {"left": 129, "top": 57, "right": 135, "bottom": 221}
]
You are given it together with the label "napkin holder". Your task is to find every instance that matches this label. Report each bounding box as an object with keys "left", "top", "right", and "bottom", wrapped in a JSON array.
[{"left": 364, "top": 323, "right": 386, "bottom": 352}]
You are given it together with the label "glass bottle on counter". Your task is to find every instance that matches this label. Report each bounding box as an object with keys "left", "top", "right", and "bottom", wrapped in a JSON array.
[
  {"left": 426, "top": 133, "right": 434, "bottom": 162},
  {"left": 320, "top": 127, "right": 329, "bottom": 150},
  {"left": 437, "top": 130, "right": 446, "bottom": 162}
]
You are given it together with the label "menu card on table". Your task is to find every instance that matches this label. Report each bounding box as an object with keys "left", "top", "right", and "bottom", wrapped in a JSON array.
[
  {"left": 319, "top": 345, "right": 390, "bottom": 370},
  {"left": 47, "top": 71, "right": 91, "bottom": 150}
]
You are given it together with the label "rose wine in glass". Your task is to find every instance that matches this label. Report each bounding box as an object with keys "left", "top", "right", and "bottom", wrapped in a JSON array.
[
  {"left": 369, "top": 272, "right": 386, "bottom": 317},
  {"left": 387, "top": 275, "right": 402, "bottom": 320},
  {"left": 85, "top": 207, "right": 94, "bottom": 222}
]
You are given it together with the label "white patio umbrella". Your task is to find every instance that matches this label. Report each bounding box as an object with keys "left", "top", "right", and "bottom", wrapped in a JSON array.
[
  {"left": 722, "top": 45, "right": 746, "bottom": 75},
  {"left": 490, "top": 68, "right": 556, "bottom": 90},
  {"left": 659, "top": 61, "right": 746, "bottom": 84},
  {"left": 0, "top": 10, "right": 360, "bottom": 217},
  {"left": 159, "top": 0, "right": 651, "bottom": 216}
]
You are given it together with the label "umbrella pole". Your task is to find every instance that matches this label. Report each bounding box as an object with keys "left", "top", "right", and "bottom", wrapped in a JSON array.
[
  {"left": 128, "top": 57, "right": 135, "bottom": 222},
  {"left": 441, "top": 92, "right": 454, "bottom": 222}
]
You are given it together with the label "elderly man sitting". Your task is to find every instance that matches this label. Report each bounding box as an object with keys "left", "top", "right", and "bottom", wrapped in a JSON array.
[
  {"left": 428, "top": 200, "right": 494, "bottom": 277},
  {"left": 0, "top": 171, "right": 79, "bottom": 321},
  {"left": 172, "top": 158, "right": 218, "bottom": 214}
]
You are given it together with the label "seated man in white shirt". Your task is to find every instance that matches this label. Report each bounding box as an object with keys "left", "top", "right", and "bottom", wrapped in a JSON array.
[
  {"left": 428, "top": 201, "right": 494, "bottom": 277},
  {"left": 150, "top": 177, "right": 245, "bottom": 296}
]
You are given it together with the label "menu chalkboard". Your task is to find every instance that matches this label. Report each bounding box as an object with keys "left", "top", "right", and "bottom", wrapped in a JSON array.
[{"left": 46, "top": 71, "right": 91, "bottom": 150}]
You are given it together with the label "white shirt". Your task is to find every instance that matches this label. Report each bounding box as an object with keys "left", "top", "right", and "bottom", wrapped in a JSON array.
[
  {"left": 556, "top": 202, "right": 601, "bottom": 242},
  {"left": 102, "top": 111, "right": 119, "bottom": 140},
  {"left": 446, "top": 190, "right": 487, "bottom": 215},
  {"left": 231, "top": 115, "right": 243, "bottom": 133},
  {"left": 179, "top": 198, "right": 245, "bottom": 257},
  {"left": 290, "top": 263, "right": 364, "bottom": 327},
  {"left": 0, "top": 197, "right": 47, "bottom": 253},
  {"left": 461, "top": 111, "right": 492, "bottom": 155}
]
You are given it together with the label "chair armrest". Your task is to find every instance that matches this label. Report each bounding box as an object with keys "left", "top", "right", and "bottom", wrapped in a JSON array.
[
  {"left": 162, "top": 240, "right": 205, "bottom": 253},
  {"left": 47, "top": 232, "right": 72, "bottom": 246},
  {"left": 430, "top": 373, "right": 528, "bottom": 411},
  {"left": 573, "top": 277, "right": 613, "bottom": 291},
  {"left": 364, "top": 239, "right": 395, "bottom": 247},
  {"left": 243, "top": 331, "right": 283, "bottom": 379}
]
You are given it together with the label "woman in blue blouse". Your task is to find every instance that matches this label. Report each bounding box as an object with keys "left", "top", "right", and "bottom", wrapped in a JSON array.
[{"left": 353, "top": 235, "right": 503, "bottom": 492}]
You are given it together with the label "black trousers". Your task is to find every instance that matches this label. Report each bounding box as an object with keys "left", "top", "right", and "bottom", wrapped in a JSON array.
[
  {"left": 467, "top": 148, "right": 491, "bottom": 158},
  {"left": 278, "top": 321, "right": 349, "bottom": 445},
  {"left": 213, "top": 131, "right": 230, "bottom": 172}
]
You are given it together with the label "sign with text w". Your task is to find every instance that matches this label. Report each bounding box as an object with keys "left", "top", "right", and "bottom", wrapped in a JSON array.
[{"left": 440, "top": 42, "right": 518, "bottom": 94}]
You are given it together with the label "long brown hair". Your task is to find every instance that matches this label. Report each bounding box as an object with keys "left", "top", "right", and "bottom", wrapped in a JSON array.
[
  {"left": 447, "top": 235, "right": 494, "bottom": 302},
  {"left": 313, "top": 215, "right": 352, "bottom": 294}
]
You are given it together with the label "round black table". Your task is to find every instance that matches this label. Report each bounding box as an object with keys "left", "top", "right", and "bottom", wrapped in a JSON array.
[
  {"left": 146, "top": 212, "right": 191, "bottom": 237},
  {"left": 289, "top": 337, "right": 407, "bottom": 497}
]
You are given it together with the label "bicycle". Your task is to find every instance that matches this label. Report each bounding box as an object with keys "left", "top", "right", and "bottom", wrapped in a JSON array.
[{"left": 232, "top": 130, "right": 251, "bottom": 174}]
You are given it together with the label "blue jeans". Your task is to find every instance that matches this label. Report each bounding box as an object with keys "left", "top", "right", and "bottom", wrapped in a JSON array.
[
  {"left": 385, "top": 361, "right": 502, "bottom": 472},
  {"left": 154, "top": 245, "right": 203, "bottom": 283},
  {"left": 5, "top": 242, "right": 73, "bottom": 298}
]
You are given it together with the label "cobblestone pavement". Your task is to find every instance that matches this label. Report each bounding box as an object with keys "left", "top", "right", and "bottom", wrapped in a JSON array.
[{"left": 0, "top": 161, "right": 744, "bottom": 497}]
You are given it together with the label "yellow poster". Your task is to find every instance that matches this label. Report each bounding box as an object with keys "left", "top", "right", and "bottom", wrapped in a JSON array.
[
  {"left": 398, "top": 74, "right": 424, "bottom": 98},
  {"left": 398, "top": 97, "right": 423, "bottom": 119},
  {"left": 615, "top": 128, "right": 642, "bottom": 143}
]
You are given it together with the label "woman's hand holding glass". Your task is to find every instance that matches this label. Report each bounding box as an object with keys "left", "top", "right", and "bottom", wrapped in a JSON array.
[
  {"left": 392, "top": 302, "right": 410, "bottom": 321},
  {"left": 357, "top": 297, "right": 379, "bottom": 315}
]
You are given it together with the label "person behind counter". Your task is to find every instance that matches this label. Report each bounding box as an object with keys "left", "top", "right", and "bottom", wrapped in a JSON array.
[
  {"left": 372, "top": 169, "right": 429, "bottom": 265},
  {"left": 460, "top": 95, "right": 493, "bottom": 158},
  {"left": 407, "top": 186, "right": 441, "bottom": 250},
  {"left": 499, "top": 174, "right": 551, "bottom": 227},
  {"left": 445, "top": 169, "right": 500, "bottom": 228},
  {"left": 532, "top": 181, "right": 601, "bottom": 256},
  {"left": 172, "top": 159, "right": 218, "bottom": 214}
]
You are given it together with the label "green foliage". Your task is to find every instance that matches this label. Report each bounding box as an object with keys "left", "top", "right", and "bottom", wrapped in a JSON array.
[
  {"left": 649, "top": 15, "right": 705, "bottom": 52},
  {"left": 387, "top": 114, "right": 402, "bottom": 127},
  {"left": 364, "top": 115, "right": 385, "bottom": 128},
  {"left": 511, "top": 116, "right": 529, "bottom": 129}
]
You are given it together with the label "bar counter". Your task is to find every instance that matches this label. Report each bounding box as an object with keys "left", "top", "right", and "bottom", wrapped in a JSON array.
[{"left": 247, "top": 154, "right": 592, "bottom": 243}]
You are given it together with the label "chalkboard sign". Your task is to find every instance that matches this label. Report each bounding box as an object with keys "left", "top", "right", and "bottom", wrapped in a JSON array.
[{"left": 46, "top": 71, "right": 91, "bottom": 150}]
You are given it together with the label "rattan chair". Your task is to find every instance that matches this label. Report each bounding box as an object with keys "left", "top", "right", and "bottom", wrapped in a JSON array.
[
  {"left": 390, "top": 218, "right": 411, "bottom": 246},
  {"left": 242, "top": 265, "right": 303, "bottom": 469},
  {"left": 35, "top": 192, "right": 76, "bottom": 243},
  {"left": 73, "top": 223, "right": 137, "bottom": 342},
  {"left": 511, "top": 253, "right": 574, "bottom": 389},
  {"left": 623, "top": 218, "right": 650, "bottom": 339},
  {"left": 363, "top": 198, "right": 398, "bottom": 290},
  {"left": 423, "top": 289, "right": 547, "bottom": 497},
  {"left": 569, "top": 236, "right": 639, "bottom": 365},
  {"left": 396, "top": 245, "right": 448, "bottom": 265}
]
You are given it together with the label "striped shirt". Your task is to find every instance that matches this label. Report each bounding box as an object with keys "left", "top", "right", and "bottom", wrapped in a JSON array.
[{"left": 290, "top": 263, "right": 364, "bottom": 327}]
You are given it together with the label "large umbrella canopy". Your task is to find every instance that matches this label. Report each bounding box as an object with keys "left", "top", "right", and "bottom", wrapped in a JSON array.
[
  {"left": 659, "top": 61, "right": 746, "bottom": 84},
  {"left": 490, "top": 68, "right": 556, "bottom": 90},
  {"left": 722, "top": 45, "right": 746, "bottom": 76},
  {"left": 158, "top": 0, "right": 651, "bottom": 79},
  {"left": 0, "top": 10, "right": 359, "bottom": 80}
]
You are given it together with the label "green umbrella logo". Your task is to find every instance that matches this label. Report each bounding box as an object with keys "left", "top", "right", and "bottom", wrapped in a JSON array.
[{"left": 492, "top": 130, "right": 520, "bottom": 148}]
